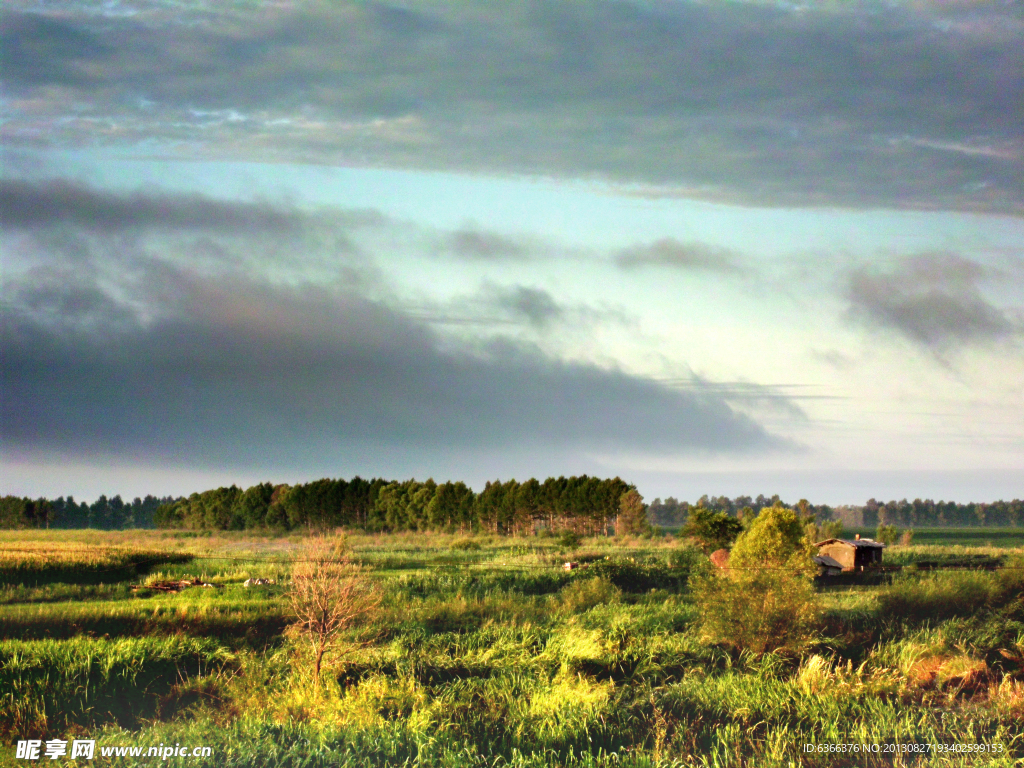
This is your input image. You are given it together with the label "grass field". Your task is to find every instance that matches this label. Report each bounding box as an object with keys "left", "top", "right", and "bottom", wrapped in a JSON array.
[{"left": 1, "top": 529, "right": 1022, "bottom": 767}]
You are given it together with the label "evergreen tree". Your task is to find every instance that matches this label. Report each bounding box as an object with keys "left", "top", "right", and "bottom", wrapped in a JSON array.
[{"left": 615, "top": 488, "right": 648, "bottom": 536}]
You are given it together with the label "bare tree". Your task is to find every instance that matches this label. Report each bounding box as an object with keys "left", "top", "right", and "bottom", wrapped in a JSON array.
[{"left": 287, "top": 535, "right": 380, "bottom": 681}]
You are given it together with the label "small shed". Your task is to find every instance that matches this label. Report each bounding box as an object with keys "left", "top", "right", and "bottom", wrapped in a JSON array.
[
  {"left": 814, "top": 536, "right": 885, "bottom": 572},
  {"left": 813, "top": 554, "right": 844, "bottom": 576}
]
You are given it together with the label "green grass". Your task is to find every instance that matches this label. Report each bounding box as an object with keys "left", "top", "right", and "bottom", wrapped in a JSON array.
[
  {"left": 1, "top": 530, "right": 1023, "bottom": 767},
  {"left": 0, "top": 546, "right": 193, "bottom": 587},
  {"left": 0, "top": 636, "right": 235, "bottom": 738},
  {"left": 0, "top": 590, "right": 290, "bottom": 647},
  {"left": 0, "top": 582, "right": 136, "bottom": 605},
  {"left": 847, "top": 527, "right": 1024, "bottom": 547}
]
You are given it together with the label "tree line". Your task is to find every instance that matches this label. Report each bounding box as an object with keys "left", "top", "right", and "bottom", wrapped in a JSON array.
[
  {"left": 647, "top": 495, "right": 830, "bottom": 526},
  {"left": 5, "top": 484, "right": 1020, "bottom": 531},
  {"left": 0, "top": 494, "right": 173, "bottom": 530},
  {"left": 152, "top": 475, "right": 634, "bottom": 534},
  {"left": 864, "top": 497, "right": 1024, "bottom": 528},
  {"left": 648, "top": 494, "right": 1023, "bottom": 528}
]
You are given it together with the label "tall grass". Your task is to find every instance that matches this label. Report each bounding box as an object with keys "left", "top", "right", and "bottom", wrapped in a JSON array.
[
  {"left": 2, "top": 530, "right": 1024, "bottom": 767},
  {"left": 0, "top": 543, "right": 192, "bottom": 586},
  {"left": 876, "top": 566, "right": 1024, "bottom": 624},
  {"left": 0, "top": 591, "right": 290, "bottom": 646},
  {"left": 0, "top": 636, "right": 234, "bottom": 737}
]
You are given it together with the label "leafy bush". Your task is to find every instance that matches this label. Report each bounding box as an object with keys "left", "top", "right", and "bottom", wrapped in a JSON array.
[
  {"left": 729, "top": 505, "right": 813, "bottom": 571},
  {"left": 682, "top": 507, "right": 742, "bottom": 553},
  {"left": 876, "top": 524, "right": 900, "bottom": 546},
  {"left": 450, "top": 537, "right": 482, "bottom": 551},
  {"left": 819, "top": 519, "right": 844, "bottom": 539},
  {"left": 557, "top": 530, "right": 582, "bottom": 551},
  {"left": 691, "top": 569, "right": 821, "bottom": 656},
  {"left": 666, "top": 545, "right": 709, "bottom": 573}
]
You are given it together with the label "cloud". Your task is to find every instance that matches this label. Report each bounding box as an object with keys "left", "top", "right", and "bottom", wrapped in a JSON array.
[
  {"left": 2, "top": 1, "right": 1021, "bottom": 213},
  {"left": 0, "top": 178, "right": 399, "bottom": 296},
  {"left": 406, "top": 283, "right": 631, "bottom": 335},
  {"left": 808, "top": 349, "right": 857, "bottom": 370},
  {"left": 1, "top": 272, "right": 783, "bottom": 466},
  {"left": 656, "top": 377, "right": 820, "bottom": 422},
  {"left": 444, "top": 229, "right": 534, "bottom": 261},
  {"left": 0, "top": 178, "right": 304, "bottom": 232},
  {"left": 845, "top": 253, "right": 1020, "bottom": 348},
  {"left": 490, "top": 285, "right": 563, "bottom": 328},
  {"left": 0, "top": 181, "right": 791, "bottom": 470},
  {"left": 615, "top": 238, "right": 745, "bottom": 273}
]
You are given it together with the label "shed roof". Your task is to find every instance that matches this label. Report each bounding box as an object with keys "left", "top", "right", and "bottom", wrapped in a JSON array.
[
  {"left": 814, "top": 538, "right": 886, "bottom": 549},
  {"left": 813, "top": 554, "right": 844, "bottom": 569}
]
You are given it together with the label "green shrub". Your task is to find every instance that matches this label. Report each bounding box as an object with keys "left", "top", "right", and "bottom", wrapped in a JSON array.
[
  {"left": 665, "top": 545, "right": 709, "bottom": 574},
  {"left": 557, "top": 530, "right": 582, "bottom": 551},
  {"left": 681, "top": 507, "right": 742, "bottom": 553},
  {"left": 450, "top": 538, "right": 481, "bottom": 552},
  {"left": 729, "top": 505, "right": 813, "bottom": 571},
  {"left": 876, "top": 524, "right": 900, "bottom": 546},
  {"left": 819, "top": 519, "right": 844, "bottom": 539},
  {"left": 691, "top": 569, "right": 821, "bottom": 656}
]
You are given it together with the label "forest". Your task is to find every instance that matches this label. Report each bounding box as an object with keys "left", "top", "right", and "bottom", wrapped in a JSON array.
[
  {"left": 147, "top": 476, "right": 635, "bottom": 535},
  {"left": 2, "top": 477, "right": 1022, "bottom": 531},
  {"left": 0, "top": 494, "right": 173, "bottom": 530},
  {"left": 648, "top": 494, "right": 1024, "bottom": 529}
]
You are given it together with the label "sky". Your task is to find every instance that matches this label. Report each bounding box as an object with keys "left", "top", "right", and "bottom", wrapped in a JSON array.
[{"left": 1, "top": 0, "right": 1023, "bottom": 506}]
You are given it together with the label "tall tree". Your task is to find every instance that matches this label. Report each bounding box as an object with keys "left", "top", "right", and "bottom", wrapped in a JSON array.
[{"left": 615, "top": 488, "right": 648, "bottom": 536}]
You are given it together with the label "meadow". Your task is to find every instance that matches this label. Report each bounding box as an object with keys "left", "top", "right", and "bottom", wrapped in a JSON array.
[{"left": 1, "top": 529, "right": 1022, "bottom": 767}]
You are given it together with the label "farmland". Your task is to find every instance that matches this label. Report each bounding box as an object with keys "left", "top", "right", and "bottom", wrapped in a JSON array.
[{"left": 1, "top": 528, "right": 1022, "bottom": 767}]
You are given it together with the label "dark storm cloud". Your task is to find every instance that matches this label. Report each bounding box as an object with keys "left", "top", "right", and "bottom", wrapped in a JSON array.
[
  {"left": 0, "top": 271, "right": 783, "bottom": 466},
  {"left": 0, "top": 179, "right": 305, "bottom": 232},
  {"left": 845, "top": 253, "right": 1020, "bottom": 348},
  {"left": 3, "top": 1, "right": 1022, "bottom": 212},
  {"left": 0, "top": 182, "right": 789, "bottom": 467},
  {"left": 0, "top": 12, "right": 111, "bottom": 87},
  {"left": 615, "top": 239, "right": 745, "bottom": 274}
]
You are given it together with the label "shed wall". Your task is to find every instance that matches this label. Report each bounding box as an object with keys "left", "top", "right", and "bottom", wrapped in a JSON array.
[{"left": 818, "top": 543, "right": 856, "bottom": 571}]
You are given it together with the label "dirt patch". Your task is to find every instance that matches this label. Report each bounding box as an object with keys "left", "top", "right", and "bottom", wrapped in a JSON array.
[{"left": 136, "top": 578, "right": 221, "bottom": 593}]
